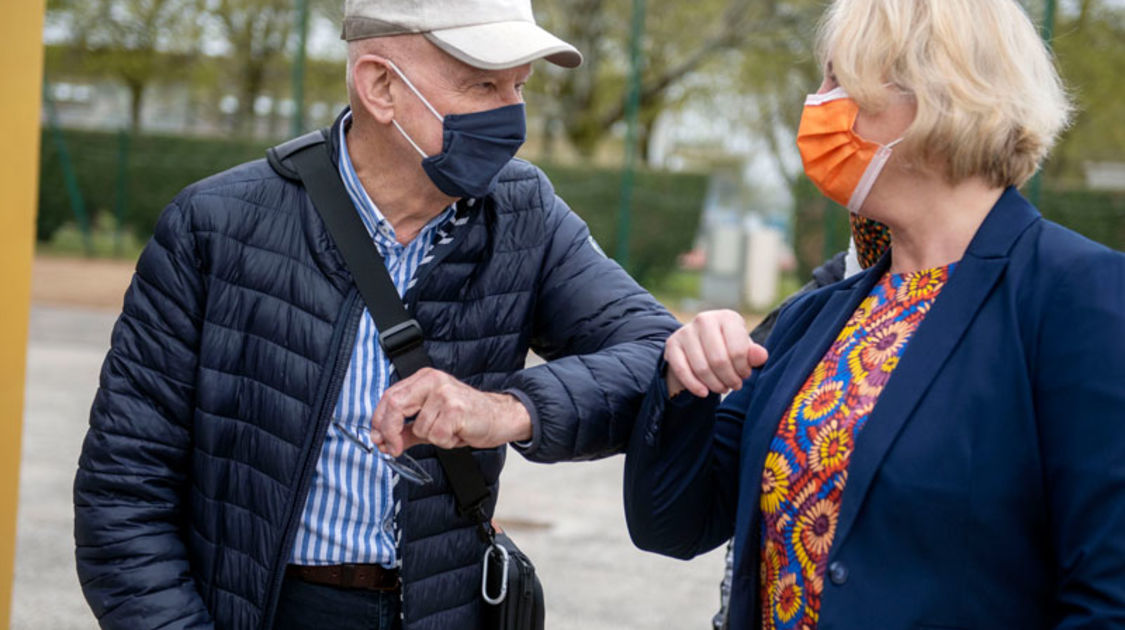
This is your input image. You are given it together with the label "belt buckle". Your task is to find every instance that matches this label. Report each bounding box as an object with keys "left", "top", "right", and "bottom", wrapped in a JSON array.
[{"left": 340, "top": 564, "right": 359, "bottom": 589}]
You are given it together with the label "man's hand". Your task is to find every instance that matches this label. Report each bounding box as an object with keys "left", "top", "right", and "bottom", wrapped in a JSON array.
[
  {"left": 665, "top": 309, "right": 769, "bottom": 399},
  {"left": 371, "top": 368, "right": 532, "bottom": 456}
]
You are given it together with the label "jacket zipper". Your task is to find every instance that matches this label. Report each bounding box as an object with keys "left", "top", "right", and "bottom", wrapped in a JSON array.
[
  {"left": 259, "top": 290, "right": 363, "bottom": 629},
  {"left": 393, "top": 209, "right": 481, "bottom": 629},
  {"left": 403, "top": 202, "right": 481, "bottom": 312}
]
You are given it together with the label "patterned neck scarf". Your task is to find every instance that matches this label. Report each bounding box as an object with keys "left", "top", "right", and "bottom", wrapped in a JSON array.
[{"left": 849, "top": 214, "right": 892, "bottom": 269}]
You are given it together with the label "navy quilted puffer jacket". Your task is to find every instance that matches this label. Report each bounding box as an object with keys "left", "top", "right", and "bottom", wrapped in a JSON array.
[{"left": 74, "top": 113, "right": 679, "bottom": 630}]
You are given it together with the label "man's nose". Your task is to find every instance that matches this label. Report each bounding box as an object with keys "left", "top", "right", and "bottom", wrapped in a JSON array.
[{"left": 499, "top": 87, "right": 524, "bottom": 106}]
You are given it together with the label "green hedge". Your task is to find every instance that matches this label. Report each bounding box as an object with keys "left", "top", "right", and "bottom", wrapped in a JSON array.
[
  {"left": 37, "top": 128, "right": 706, "bottom": 285},
  {"left": 791, "top": 175, "right": 1125, "bottom": 278},
  {"left": 38, "top": 130, "right": 271, "bottom": 243},
  {"left": 1038, "top": 188, "right": 1125, "bottom": 252},
  {"left": 537, "top": 164, "right": 708, "bottom": 284}
]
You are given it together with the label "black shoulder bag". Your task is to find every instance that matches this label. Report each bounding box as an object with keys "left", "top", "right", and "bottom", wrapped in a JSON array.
[{"left": 269, "top": 131, "right": 545, "bottom": 630}]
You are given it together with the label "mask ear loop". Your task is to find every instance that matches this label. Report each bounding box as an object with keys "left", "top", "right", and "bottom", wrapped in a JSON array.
[
  {"left": 846, "top": 137, "right": 905, "bottom": 213},
  {"left": 382, "top": 59, "right": 446, "bottom": 159},
  {"left": 383, "top": 59, "right": 444, "bottom": 122},
  {"left": 392, "top": 120, "right": 429, "bottom": 159},
  {"left": 804, "top": 86, "right": 851, "bottom": 106}
]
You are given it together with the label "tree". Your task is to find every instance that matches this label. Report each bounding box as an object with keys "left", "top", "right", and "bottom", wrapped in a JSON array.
[
  {"left": 46, "top": 0, "right": 204, "bottom": 133},
  {"left": 1045, "top": 0, "right": 1125, "bottom": 183},
  {"left": 208, "top": 0, "right": 294, "bottom": 136},
  {"left": 530, "top": 0, "right": 813, "bottom": 160}
]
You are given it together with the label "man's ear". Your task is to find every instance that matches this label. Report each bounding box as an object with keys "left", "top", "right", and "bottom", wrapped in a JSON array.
[{"left": 352, "top": 54, "right": 395, "bottom": 125}]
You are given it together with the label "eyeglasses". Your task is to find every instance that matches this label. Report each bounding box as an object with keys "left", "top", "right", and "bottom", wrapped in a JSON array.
[{"left": 332, "top": 420, "right": 433, "bottom": 486}]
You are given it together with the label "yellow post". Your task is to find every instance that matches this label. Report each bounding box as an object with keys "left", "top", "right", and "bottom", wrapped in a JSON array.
[{"left": 0, "top": 0, "right": 46, "bottom": 625}]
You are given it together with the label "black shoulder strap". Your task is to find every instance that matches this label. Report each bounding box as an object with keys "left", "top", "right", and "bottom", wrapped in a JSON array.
[
  {"left": 267, "top": 130, "right": 328, "bottom": 182},
  {"left": 276, "top": 134, "right": 494, "bottom": 529}
]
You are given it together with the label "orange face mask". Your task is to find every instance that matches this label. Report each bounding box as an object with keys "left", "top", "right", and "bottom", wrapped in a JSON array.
[{"left": 796, "top": 87, "right": 902, "bottom": 213}]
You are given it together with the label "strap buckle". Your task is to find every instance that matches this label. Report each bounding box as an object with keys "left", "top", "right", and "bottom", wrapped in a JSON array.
[
  {"left": 378, "top": 319, "right": 424, "bottom": 359},
  {"left": 470, "top": 507, "right": 495, "bottom": 543}
]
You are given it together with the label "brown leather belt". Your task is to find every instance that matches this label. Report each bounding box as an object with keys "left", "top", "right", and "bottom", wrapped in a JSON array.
[{"left": 285, "top": 563, "right": 400, "bottom": 591}]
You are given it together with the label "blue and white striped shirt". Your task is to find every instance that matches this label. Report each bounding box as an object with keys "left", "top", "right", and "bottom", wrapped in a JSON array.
[{"left": 290, "top": 113, "right": 459, "bottom": 567}]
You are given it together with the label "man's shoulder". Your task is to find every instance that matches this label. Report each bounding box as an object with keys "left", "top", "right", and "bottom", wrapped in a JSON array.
[
  {"left": 177, "top": 157, "right": 294, "bottom": 206},
  {"left": 160, "top": 157, "right": 308, "bottom": 241},
  {"left": 490, "top": 158, "right": 558, "bottom": 215},
  {"left": 149, "top": 156, "right": 310, "bottom": 252}
]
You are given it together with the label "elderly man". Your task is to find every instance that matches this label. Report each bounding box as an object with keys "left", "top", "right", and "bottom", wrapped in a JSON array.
[{"left": 73, "top": 1, "right": 678, "bottom": 629}]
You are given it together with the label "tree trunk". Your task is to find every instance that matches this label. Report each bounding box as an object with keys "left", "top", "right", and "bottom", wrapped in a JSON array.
[
  {"left": 235, "top": 60, "right": 266, "bottom": 137},
  {"left": 539, "top": 114, "right": 557, "bottom": 163},
  {"left": 638, "top": 116, "right": 653, "bottom": 165},
  {"left": 267, "top": 91, "right": 283, "bottom": 140},
  {"left": 1077, "top": 0, "right": 1095, "bottom": 30},
  {"left": 126, "top": 79, "right": 145, "bottom": 135}
]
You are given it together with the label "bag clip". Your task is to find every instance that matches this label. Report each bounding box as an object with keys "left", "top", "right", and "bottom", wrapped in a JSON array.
[{"left": 481, "top": 542, "right": 510, "bottom": 605}]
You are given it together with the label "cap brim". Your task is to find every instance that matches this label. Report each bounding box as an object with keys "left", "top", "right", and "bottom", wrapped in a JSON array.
[{"left": 424, "top": 21, "right": 582, "bottom": 70}]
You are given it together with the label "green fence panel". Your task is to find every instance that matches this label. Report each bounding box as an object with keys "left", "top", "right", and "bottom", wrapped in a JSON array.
[
  {"left": 37, "top": 128, "right": 709, "bottom": 286},
  {"left": 790, "top": 177, "right": 1125, "bottom": 277}
]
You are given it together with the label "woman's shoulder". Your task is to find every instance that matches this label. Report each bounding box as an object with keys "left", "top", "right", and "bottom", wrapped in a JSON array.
[
  {"left": 1018, "top": 217, "right": 1125, "bottom": 289},
  {"left": 1007, "top": 217, "right": 1125, "bottom": 339},
  {"left": 1034, "top": 216, "right": 1122, "bottom": 261}
]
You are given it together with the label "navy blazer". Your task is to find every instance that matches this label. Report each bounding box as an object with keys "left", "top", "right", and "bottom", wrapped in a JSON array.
[{"left": 624, "top": 188, "right": 1125, "bottom": 630}]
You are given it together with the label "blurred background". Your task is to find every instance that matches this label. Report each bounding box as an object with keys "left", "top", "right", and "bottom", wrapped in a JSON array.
[
  {"left": 12, "top": 0, "right": 1125, "bottom": 628},
  {"left": 34, "top": 0, "right": 1125, "bottom": 309}
]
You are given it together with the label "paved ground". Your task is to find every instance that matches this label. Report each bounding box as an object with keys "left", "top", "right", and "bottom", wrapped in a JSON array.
[{"left": 13, "top": 302, "right": 726, "bottom": 629}]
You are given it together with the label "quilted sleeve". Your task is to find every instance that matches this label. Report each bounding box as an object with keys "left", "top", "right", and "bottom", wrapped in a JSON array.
[
  {"left": 503, "top": 173, "right": 681, "bottom": 462},
  {"left": 73, "top": 198, "right": 214, "bottom": 629}
]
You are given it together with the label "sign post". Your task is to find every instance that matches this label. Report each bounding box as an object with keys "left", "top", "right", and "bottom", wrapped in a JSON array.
[{"left": 0, "top": 0, "right": 46, "bottom": 625}]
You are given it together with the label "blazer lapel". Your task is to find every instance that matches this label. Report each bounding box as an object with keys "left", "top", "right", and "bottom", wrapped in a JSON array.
[
  {"left": 739, "top": 265, "right": 886, "bottom": 548},
  {"left": 829, "top": 187, "right": 1041, "bottom": 555}
]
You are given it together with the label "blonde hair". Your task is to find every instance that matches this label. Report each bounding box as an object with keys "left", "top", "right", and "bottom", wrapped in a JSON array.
[{"left": 818, "top": 0, "right": 1072, "bottom": 188}]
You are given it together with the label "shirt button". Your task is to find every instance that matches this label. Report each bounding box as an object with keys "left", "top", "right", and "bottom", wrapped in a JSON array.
[
  {"left": 382, "top": 517, "right": 394, "bottom": 534},
  {"left": 828, "top": 561, "right": 848, "bottom": 585}
]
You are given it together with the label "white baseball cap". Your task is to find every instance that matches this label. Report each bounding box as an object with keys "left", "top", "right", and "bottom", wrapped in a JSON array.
[{"left": 341, "top": 0, "right": 583, "bottom": 70}]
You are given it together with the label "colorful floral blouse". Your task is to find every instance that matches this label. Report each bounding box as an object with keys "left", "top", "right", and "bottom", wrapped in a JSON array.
[{"left": 758, "top": 263, "right": 955, "bottom": 630}]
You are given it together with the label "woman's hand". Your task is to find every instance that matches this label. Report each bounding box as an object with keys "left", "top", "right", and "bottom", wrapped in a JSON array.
[{"left": 665, "top": 310, "right": 769, "bottom": 398}]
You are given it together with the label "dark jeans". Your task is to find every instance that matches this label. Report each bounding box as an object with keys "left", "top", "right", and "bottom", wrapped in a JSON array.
[{"left": 273, "top": 575, "right": 400, "bottom": 630}]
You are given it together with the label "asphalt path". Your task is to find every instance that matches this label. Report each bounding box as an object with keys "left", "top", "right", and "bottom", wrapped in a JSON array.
[{"left": 13, "top": 305, "right": 725, "bottom": 629}]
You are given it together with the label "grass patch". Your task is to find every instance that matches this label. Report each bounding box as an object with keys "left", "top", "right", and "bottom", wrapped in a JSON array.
[{"left": 39, "top": 215, "right": 145, "bottom": 260}]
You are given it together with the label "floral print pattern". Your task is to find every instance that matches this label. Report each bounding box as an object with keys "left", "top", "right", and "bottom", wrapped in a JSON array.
[{"left": 758, "top": 264, "right": 954, "bottom": 630}]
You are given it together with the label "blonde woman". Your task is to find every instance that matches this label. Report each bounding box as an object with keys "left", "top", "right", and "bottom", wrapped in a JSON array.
[{"left": 623, "top": 1, "right": 1125, "bottom": 629}]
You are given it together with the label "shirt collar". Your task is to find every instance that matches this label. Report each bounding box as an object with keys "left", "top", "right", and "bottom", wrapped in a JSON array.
[{"left": 336, "top": 111, "right": 456, "bottom": 247}]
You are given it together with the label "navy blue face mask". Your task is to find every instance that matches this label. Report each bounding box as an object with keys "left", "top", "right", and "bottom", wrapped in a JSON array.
[{"left": 387, "top": 61, "right": 527, "bottom": 199}]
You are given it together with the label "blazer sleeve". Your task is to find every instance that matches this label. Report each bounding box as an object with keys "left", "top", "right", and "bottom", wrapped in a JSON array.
[
  {"left": 502, "top": 178, "right": 681, "bottom": 462},
  {"left": 73, "top": 199, "right": 214, "bottom": 630},
  {"left": 1035, "top": 249, "right": 1125, "bottom": 628},
  {"left": 622, "top": 366, "right": 755, "bottom": 560}
]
